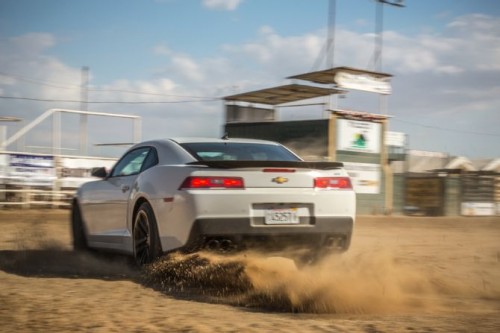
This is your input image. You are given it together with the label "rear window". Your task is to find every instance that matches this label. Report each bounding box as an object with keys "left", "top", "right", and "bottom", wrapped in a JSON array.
[{"left": 180, "top": 142, "right": 301, "bottom": 162}]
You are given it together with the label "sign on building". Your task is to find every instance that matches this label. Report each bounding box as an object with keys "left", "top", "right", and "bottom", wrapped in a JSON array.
[
  {"left": 337, "top": 119, "right": 381, "bottom": 154},
  {"left": 385, "top": 131, "right": 407, "bottom": 147},
  {"left": 342, "top": 162, "right": 381, "bottom": 194},
  {"left": 334, "top": 70, "right": 392, "bottom": 95}
]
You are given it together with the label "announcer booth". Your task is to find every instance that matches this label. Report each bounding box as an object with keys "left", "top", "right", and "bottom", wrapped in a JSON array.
[{"left": 224, "top": 67, "right": 395, "bottom": 215}]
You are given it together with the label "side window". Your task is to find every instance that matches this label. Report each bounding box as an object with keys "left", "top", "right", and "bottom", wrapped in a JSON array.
[
  {"left": 141, "top": 148, "right": 159, "bottom": 172},
  {"left": 110, "top": 147, "right": 150, "bottom": 177}
]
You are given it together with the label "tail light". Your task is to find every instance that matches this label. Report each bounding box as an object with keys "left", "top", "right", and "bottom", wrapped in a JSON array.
[
  {"left": 314, "top": 177, "right": 352, "bottom": 189},
  {"left": 180, "top": 176, "right": 244, "bottom": 189}
]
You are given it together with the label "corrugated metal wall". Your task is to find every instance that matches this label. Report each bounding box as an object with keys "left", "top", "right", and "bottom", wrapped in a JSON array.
[
  {"left": 445, "top": 175, "right": 461, "bottom": 216},
  {"left": 392, "top": 174, "right": 405, "bottom": 215},
  {"left": 404, "top": 176, "right": 445, "bottom": 216},
  {"left": 392, "top": 173, "right": 497, "bottom": 216},
  {"left": 460, "top": 173, "right": 498, "bottom": 216}
]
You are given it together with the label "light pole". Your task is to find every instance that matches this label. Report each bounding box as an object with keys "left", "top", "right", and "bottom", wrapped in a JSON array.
[
  {"left": 80, "top": 66, "right": 89, "bottom": 155},
  {"left": 373, "top": 0, "right": 404, "bottom": 117},
  {"left": 373, "top": 0, "right": 404, "bottom": 215},
  {"left": 373, "top": 0, "right": 405, "bottom": 72}
]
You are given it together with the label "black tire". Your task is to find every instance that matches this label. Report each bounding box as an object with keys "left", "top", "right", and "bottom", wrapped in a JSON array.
[
  {"left": 71, "top": 200, "right": 89, "bottom": 251},
  {"left": 133, "top": 202, "right": 162, "bottom": 266}
]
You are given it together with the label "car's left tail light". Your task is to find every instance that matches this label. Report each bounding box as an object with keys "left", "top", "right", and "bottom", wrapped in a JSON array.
[
  {"left": 314, "top": 177, "right": 352, "bottom": 189},
  {"left": 179, "top": 176, "right": 245, "bottom": 189}
]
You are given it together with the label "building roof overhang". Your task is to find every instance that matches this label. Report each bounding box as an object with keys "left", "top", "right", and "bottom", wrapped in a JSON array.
[
  {"left": 288, "top": 66, "right": 393, "bottom": 85},
  {"left": 223, "top": 84, "right": 345, "bottom": 106}
]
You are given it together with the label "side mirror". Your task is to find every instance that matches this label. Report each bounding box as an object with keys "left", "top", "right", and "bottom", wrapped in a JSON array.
[{"left": 91, "top": 167, "right": 108, "bottom": 178}]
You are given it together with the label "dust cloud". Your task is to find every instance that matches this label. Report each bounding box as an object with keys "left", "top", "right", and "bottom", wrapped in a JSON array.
[{"left": 143, "top": 248, "right": 446, "bottom": 314}]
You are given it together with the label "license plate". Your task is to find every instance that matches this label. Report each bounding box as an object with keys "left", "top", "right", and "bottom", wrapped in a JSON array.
[{"left": 265, "top": 208, "right": 299, "bottom": 225}]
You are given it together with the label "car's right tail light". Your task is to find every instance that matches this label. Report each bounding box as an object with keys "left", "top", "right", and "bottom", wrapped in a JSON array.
[
  {"left": 314, "top": 177, "right": 352, "bottom": 189},
  {"left": 179, "top": 176, "right": 245, "bottom": 189}
]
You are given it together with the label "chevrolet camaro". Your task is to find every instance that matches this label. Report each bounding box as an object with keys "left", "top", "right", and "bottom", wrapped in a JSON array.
[{"left": 71, "top": 137, "right": 356, "bottom": 265}]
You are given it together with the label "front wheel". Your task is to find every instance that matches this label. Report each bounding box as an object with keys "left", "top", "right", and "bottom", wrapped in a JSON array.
[{"left": 133, "top": 202, "right": 162, "bottom": 266}]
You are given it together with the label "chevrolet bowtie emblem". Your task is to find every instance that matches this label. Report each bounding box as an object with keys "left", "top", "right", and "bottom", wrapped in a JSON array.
[{"left": 272, "top": 176, "right": 288, "bottom": 184}]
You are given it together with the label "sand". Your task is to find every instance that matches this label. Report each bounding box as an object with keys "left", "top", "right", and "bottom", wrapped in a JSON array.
[{"left": 0, "top": 209, "right": 499, "bottom": 332}]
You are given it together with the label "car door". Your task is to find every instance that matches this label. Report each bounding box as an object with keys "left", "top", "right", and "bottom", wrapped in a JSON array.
[{"left": 84, "top": 147, "right": 153, "bottom": 247}]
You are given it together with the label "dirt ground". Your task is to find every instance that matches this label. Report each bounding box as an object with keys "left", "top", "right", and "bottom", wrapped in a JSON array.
[{"left": 0, "top": 210, "right": 499, "bottom": 333}]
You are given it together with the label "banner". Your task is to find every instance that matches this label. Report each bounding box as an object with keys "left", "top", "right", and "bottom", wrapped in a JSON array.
[
  {"left": 334, "top": 71, "right": 392, "bottom": 95},
  {"left": 342, "top": 162, "right": 381, "bottom": 194},
  {"left": 8, "top": 154, "right": 56, "bottom": 186},
  {"left": 337, "top": 119, "right": 381, "bottom": 154}
]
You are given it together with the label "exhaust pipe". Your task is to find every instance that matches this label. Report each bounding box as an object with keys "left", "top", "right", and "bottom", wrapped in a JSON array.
[
  {"left": 205, "top": 238, "right": 236, "bottom": 252},
  {"left": 206, "top": 239, "right": 220, "bottom": 250},
  {"left": 325, "top": 236, "right": 345, "bottom": 250},
  {"left": 220, "top": 239, "right": 233, "bottom": 252}
]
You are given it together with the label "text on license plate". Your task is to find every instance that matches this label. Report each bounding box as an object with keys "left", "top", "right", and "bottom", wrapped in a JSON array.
[{"left": 265, "top": 208, "right": 299, "bottom": 225}]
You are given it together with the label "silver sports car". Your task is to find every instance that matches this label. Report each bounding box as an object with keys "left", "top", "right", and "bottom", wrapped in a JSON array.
[{"left": 72, "top": 138, "right": 356, "bottom": 265}]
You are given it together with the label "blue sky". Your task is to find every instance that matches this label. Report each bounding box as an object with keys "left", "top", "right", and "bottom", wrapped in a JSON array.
[{"left": 1, "top": 0, "right": 499, "bottom": 158}]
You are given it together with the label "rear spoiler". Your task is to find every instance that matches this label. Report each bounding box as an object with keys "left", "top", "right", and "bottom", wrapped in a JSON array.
[{"left": 186, "top": 160, "right": 344, "bottom": 170}]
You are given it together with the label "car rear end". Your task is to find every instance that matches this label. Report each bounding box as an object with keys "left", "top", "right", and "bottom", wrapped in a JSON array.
[{"left": 167, "top": 139, "right": 356, "bottom": 259}]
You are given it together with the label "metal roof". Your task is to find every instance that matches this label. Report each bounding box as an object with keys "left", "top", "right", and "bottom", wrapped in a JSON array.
[
  {"left": 332, "top": 109, "right": 390, "bottom": 121},
  {"left": 223, "top": 84, "right": 345, "bottom": 106},
  {"left": 288, "top": 66, "right": 393, "bottom": 85}
]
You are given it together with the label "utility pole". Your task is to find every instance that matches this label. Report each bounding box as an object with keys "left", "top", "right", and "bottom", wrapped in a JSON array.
[
  {"left": 373, "top": 0, "right": 404, "bottom": 117},
  {"left": 311, "top": 0, "right": 337, "bottom": 71},
  {"left": 326, "top": 0, "right": 337, "bottom": 69},
  {"left": 372, "top": 1, "right": 404, "bottom": 216},
  {"left": 373, "top": 0, "right": 405, "bottom": 72},
  {"left": 80, "top": 66, "right": 89, "bottom": 155}
]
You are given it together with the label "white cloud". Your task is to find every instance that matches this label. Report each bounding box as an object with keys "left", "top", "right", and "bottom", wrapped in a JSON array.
[
  {"left": 202, "top": 0, "right": 243, "bottom": 11},
  {"left": 258, "top": 25, "right": 274, "bottom": 35},
  {"left": 0, "top": 33, "right": 81, "bottom": 101},
  {"left": 10, "top": 33, "right": 56, "bottom": 55},
  {"left": 171, "top": 55, "right": 204, "bottom": 82},
  {"left": 223, "top": 28, "right": 324, "bottom": 81},
  {"left": 96, "top": 78, "right": 178, "bottom": 102},
  {"left": 153, "top": 43, "right": 173, "bottom": 56}
]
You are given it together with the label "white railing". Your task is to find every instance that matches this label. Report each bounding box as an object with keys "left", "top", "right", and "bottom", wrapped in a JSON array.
[{"left": 0, "top": 188, "right": 75, "bottom": 208}]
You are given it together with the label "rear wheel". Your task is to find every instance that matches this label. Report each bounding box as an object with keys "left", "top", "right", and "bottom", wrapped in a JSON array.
[
  {"left": 133, "top": 202, "right": 162, "bottom": 265},
  {"left": 71, "top": 200, "right": 88, "bottom": 251}
]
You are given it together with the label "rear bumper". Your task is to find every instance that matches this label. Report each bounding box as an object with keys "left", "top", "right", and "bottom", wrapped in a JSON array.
[
  {"left": 183, "top": 216, "right": 354, "bottom": 251},
  {"left": 154, "top": 188, "right": 356, "bottom": 253}
]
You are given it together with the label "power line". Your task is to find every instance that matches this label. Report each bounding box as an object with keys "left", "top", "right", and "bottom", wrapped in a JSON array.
[
  {"left": 0, "top": 95, "right": 220, "bottom": 104},
  {"left": 2, "top": 93, "right": 498, "bottom": 138},
  {"left": 0, "top": 71, "right": 215, "bottom": 99},
  {"left": 392, "top": 118, "right": 500, "bottom": 137},
  {"left": 88, "top": 88, "right": 212, "bottom": 99},
  {"left": 0, "top": 71, "right": 79, "bottom": 89}
]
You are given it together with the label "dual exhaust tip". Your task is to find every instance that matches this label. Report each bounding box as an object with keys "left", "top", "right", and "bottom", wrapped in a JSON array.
[
  {"left": 205, "top": 238, "right": 236, "bottom": 252},
  {"left": 204, "top": 235, "right": 345, "bottom": 252}
]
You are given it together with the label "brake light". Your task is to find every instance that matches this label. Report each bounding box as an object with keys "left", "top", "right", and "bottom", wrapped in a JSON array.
[
  {"left": 180, "top": 176, "right": 244, "bottom": 189},
  {"left": 262, "top": 168, "right": 296, "bottom": 173},
  {"left": 314, "top": 177, "right": 352, "bottom": 189}
]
